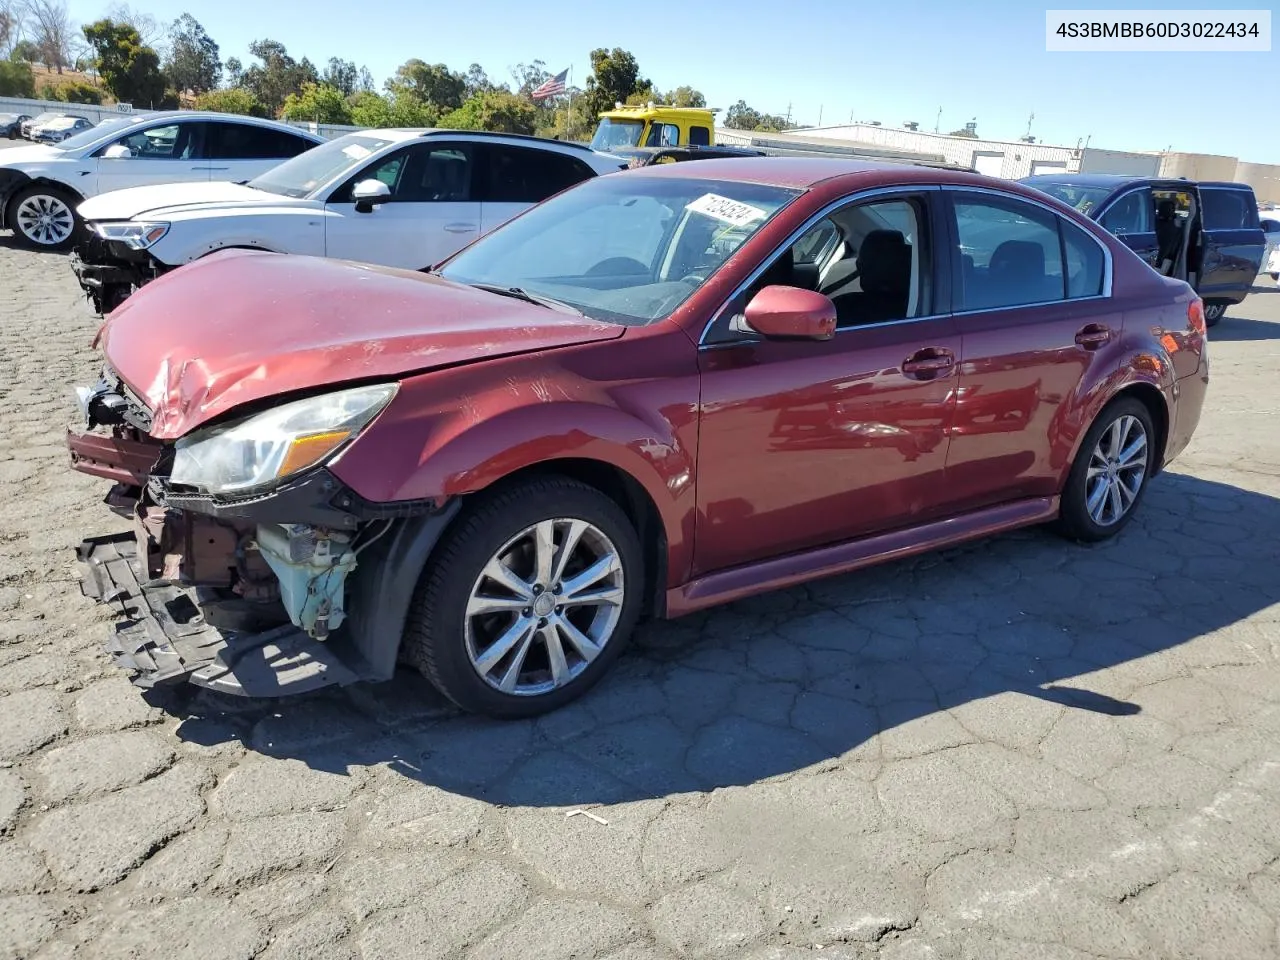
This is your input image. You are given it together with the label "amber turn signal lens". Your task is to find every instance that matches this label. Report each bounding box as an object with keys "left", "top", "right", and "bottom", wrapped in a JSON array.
[
  {"left": 1187, "top": 299, "right": 1206, "bottom": 335},
  {"left": 277, "top": 430, "right": 351, "bottom": 478}
]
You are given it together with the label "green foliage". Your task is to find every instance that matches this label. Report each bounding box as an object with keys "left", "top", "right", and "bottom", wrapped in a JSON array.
[
  {"left": 663, "top": 85, "right": 706, "bottom": 108},
  {"left": 37, "top": 80, "right": 61, "bottom": 100},
  {"left": 463, "top": 63, "right": 494, "bottom": 98},
  {"left": 440, "top": 89, "right": 536, "bottom": 135},
  {"left": 385, "top": 59, "right": 464, "bottom": 116},
  {"left": 11, "top": 39, "right": 39, "bottom": 63},
  {"left": 322, "top": 57, "right": 358, "bottom": 97},
  {"left": 237, "top": 39, "right": 317, "bottom": 115},
  {"left": 281, "top": 82, "right": 351, "bottom": 124},
  {"left": 347, "top": 89, "right": 392, "bottom": 127},
  {"left": 165, "top": 13, "right": 221, "bottom": 94},
  {"left": 948, "top": 127, "right": 978, "bottom": 138},
  {"left": 82, "top": 18, "right": 165, "bottom": 106},
  {"left": 0, "top": 58, "right": 35, "bottom": 97},
  {"left": 62, "top": 81, "right": 103, "bottom": 104},
  {"left": 724, "top": 99, "right": 791, "bottom": 132},
  {"left": 584, "top": 47, "right": 647, "bottom": 120},
  {"left": 195, "top": 86, "right": 264, "bottom": 117}
]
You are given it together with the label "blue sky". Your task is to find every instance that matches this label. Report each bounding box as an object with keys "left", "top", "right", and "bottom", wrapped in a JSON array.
[{"left": 67, "top": 0, "right": 1278, "bottom": 162}]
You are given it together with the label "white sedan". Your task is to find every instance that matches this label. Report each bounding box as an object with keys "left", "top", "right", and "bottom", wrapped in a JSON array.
[
  {"left": 70, "top": 129, "right": 628, "bottom": 313},
  {"left": 0, "top": 111, "right": 323, "bottom": 249},
  {"left": 1261, "top": 213, "right": 1280, "bottom": 281}
]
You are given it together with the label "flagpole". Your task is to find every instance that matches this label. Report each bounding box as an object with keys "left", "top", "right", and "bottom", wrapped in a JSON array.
[{"left": 566, "top": 65, "right": 574, "bottom": 141}]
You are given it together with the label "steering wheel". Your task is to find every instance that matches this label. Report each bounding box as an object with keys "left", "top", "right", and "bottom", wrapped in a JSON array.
[
  {"left": 679, "top": 270, "right": 710, "bottom": 285},
  {"left": 586, "top": 257, "right": 649, "bottom": 277}
]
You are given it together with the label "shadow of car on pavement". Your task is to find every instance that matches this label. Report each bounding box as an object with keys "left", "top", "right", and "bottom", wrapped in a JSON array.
[{"left": 149, "top": 471, "right": 1280, "bottom": 806}]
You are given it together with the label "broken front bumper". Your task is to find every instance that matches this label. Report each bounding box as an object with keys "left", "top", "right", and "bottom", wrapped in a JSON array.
[
  {"left": 77, "top": 532, "right": 363, "bottom": 697},
  {"left": 69, "top": 237, "right": 155, "bottom": 314}
]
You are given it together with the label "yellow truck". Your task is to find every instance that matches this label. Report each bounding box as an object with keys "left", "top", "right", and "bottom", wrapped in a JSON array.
[{"left": 589, "top": 104, "right": 717, "bottom": 151}]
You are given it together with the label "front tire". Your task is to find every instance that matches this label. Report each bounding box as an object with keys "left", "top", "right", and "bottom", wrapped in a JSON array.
[
  {"left": 7, "top": 185, "right": 82, "bottom": 251},
  {"left": 1055, "top": 398, "right": 1156, "bottom": 543},
  {"left": 401, "top": 477, "right": 644, "bottom": 718},
  {"left": 1203, "top": 301, "right": 1227, "bottom": 327}
]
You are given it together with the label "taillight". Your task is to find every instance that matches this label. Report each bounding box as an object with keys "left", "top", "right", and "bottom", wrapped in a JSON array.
[{"left": 1188, "top": 298, "right": 1206, "bottom": 336}]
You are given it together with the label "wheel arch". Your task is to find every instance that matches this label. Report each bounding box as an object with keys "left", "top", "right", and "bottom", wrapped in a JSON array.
[
  {"left": 2, "top": 175, "right": 84, "bottom": 224},
  {"left": 1109, "top": 381, "right": 1170, "bottom": 476}
]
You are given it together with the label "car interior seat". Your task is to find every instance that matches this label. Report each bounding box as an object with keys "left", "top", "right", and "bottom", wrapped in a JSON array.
[
  {"left": 1154, "top": 198, "right": 1181, "bottom": 276},
  {"left": 832, "top": 229, "right": 912, "bottom": 325}
]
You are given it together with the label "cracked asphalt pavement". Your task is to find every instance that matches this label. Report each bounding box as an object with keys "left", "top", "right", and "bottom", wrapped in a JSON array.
[{"left": 2, "top": 216, "right": 1280, "bottom": 959}]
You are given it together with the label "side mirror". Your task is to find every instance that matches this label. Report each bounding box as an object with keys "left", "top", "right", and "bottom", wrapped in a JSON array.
[
  {"left": 352, "top": 178, "right": 391, "bottom": 213},
  {"left": 102, "top": 144, "right": 132, "bottom": 159},
  {"left": 738, "top": 285, "right": 837, "bottom": 341}
]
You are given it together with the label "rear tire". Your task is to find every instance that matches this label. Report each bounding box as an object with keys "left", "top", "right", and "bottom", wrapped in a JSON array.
[
  {"left": 1055, "top": 398, "right": 1156, "bottom": 543},
  {"left": 7, "top": 184, "right": 82, "bottom": 251},
  {"left": 1203, "top": 301, "right": 1227, "bottom": 327},
  {"left": 401, "top": 477, "right": 644, "bottom": 719}
]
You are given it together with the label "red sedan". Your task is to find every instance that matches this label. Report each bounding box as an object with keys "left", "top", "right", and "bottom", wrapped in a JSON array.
[{"left": 68, "top": 158, "right": 1209, "bottom": 717}]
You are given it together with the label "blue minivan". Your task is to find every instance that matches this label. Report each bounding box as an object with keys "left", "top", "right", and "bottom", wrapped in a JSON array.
[{"left": 1020, "top": 174, "right": 1265, "bottom": 326}]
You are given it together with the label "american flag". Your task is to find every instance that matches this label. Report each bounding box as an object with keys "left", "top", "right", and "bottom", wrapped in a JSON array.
[{"left": 530, "top": 68, "right": 569, "bottom": 101}]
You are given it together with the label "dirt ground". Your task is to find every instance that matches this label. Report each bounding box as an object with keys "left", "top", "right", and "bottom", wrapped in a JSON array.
[{"left": 1, "top": 195, "right": 1279, "bottom": 960}]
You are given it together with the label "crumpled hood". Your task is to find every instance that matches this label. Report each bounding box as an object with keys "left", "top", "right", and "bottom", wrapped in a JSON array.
[
  {"left": 78, "top": 181, "right": 292, "bottom": 222},
  {"left": 99, "top": 250, "right": 625, "bottom": 439}
]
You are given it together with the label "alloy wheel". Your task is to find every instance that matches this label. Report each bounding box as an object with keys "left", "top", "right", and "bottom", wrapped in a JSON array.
[
  {"left": 16, "top": 194, "right": 74, "bottom": 246},
  {"left": 465, "top": 518, "right": 625, "bottom": 696},
  {"left": 1085, "top": 414, "right": 1148, "bottom": 527}
]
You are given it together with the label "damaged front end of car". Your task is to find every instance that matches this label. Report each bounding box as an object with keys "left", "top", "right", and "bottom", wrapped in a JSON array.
[
  {"left": 68, "top": 371, "right": 457, "bottom": 698},
  {"left": 71, "top": 228, "right": 168, "bottom": 315}
]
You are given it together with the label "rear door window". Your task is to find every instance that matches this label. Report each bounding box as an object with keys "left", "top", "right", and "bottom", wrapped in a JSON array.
[
  {"left": 1201, "top": 187, "right": 1260, "bottom": 230},
  {"left": 477, "top": 144, "right": 595, "bottom": 203},
  {"left": 204, "top": 122, "right": 316, "bottom": 160}
]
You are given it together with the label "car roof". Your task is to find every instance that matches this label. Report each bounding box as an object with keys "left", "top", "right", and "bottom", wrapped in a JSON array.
[
  {"left": 624, "top": 156, "right": 996, "bottom": 190},
  {"left": 98, "top": 110, "right": 324, "bottom": 139},
  {"left": 1021, "top": 173, "right": 1145, "bottom": 189}
]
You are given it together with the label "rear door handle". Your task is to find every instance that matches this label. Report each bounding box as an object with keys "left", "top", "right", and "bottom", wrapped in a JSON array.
[
  {"left": 1074, "top": 323, "right": 1112, "bottom": 349},
  {"left": 191, "top": 166, "right": 230, "bottom": 171},
  {"left": 444, "top": 222, "right": 478, "bottom": 234},
  {"left": 901, "top": 347, "right": 955, "bottom": 380}
]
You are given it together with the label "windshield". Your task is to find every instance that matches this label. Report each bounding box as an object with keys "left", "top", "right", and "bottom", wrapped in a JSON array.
[
  {"left": 1026, "top": 182, "right": 1113, "bottom": 217},
  {"left": 440, "top": 175, "right": 800, "bottom": 325},
  {"left": 247, "top": 133, "right": 396, "bottom": 199},
  {"left": 590, "top": 119, "right": 645, "bottom": 151},
  {"left": 55, "top": 116, "right": 137, "bottom": 152}
]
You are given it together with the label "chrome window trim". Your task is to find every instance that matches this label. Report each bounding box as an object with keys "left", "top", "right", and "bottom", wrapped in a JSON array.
[
  {"left": 947, "top": 185, "right": 1114, "bottom": 301},
  {"left": 698, "top": 182, "right": 1115, "bottom": 349},
  {"left": 697, "top": 184, "right": 941, "bottom": 347}
]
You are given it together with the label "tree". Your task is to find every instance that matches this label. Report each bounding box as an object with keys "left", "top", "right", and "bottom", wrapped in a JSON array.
[
  {"left": 321, "top": 57, "right": 357, "bottom": 96},
  {"left": 348, "top": 89, "right": 392, "bottom": 127},
  {"left": 511, "top": 60, "right": 550, "bottom": 99},
  {"left": 664, "top": 85, "right": 706, "bottom": 108},
  {"left": 724, "top": 99, "right": 789, "bottom": 132},
  {"left": 0, "top": 58, "right": 34, "bottom": 96},
  {"left": 82, "top": 18, "right": 164, "bottom": 105},
  {"left": 224, "top": 55, "right": 242, "bottom": 87},
  {"left": 385, "top": 59, "right": 465, "bottom": 114},
  {"left": 11, "top": 38, "right": 38, "bottom": 62},
  {"left": 357, "top": 65, "right": 375, "bottom": 92},
  {"left": 281, "top": 82, "right": 351, "bottom": 124},
  {"left": 24, "top": 0, "right": 74, "bottom": 73},
  {"left": 583, "top": 47, "right": 647, "bottom": 120},
  {"left": 165, "top": 13, "right": 219, "bottom": 94},
  {"left": 463, "top": 62, "right": 495, "bottom": 98},
  {"left": 237, "top": 39, "right": 316, "bottom": 115},
  {"left": 440, "top": 89, "right": 536, "bottom": 135},
  {"left": 948, "top": 126, "right": 978, "bottom": 138},
  {"left": 195, "top": 86, "right": 263, "bottom": 116},
  {"left": 104, "top": 2, "right": 161, "bottom": 49},
  {"left": 0, "top": 0, "right": 22, "bottom": 58}
]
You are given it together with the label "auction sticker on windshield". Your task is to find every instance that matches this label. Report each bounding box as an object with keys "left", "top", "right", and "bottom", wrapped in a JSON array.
[
  {"left": 686, "top": 193, "right": 768, "bottom": 227},
  {"left": 342, "top": 144, "right": 373, "bottom": 160}
]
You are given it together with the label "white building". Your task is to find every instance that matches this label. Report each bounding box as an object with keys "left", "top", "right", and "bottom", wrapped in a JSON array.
[{"left": 745, "top": 122, "right": 1161, "bottom": 179}]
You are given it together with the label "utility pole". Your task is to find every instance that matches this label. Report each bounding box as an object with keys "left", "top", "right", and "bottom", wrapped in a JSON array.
[
  {"left": 785, "top": 102, "right": 792, "bottom": 127},
  {"left": 817, "top": 104, "right": 822, "bottom": 126},
  {"left": 1024, "top": 111, "right": 1034, "bottom": 140},
  {"left": 935, "top": 106, "right": 942, "bottom": 133}
]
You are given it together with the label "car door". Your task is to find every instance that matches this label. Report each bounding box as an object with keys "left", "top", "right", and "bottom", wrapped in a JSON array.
[
  {"left": 90, "top": 120, "right": 208, "bottom": 194},
  {"left": 694, "top": 188, "right": 961, "bottom": 574},
  {"left": 1097, "top": 186, "right": 1157, "bottom": 267},
  {"left": 1196, "top": 185, "right": 1266, "bottom": 300},
  {"left": 202, "top": 121, "right": 320, "bottom": 183},
  {"left": 324, "top": 141, "right": 479, "bottom": 270},
  {"left": 943, "top": 188, "right": 1117, "bottom": 512},
  {"left": 476, "top": 143, "right": 599, "bottom": 235}
]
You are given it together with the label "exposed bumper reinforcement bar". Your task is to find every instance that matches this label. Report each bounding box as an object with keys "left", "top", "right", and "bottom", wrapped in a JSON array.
[{"left": 77, "top": 533, "right": 364, "bottom": 697}]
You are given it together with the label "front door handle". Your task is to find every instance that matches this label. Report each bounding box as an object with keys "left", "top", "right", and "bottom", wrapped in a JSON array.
[
  {"left": 191, "top": 166, "right": 230, "bottom": 171},
  {"left": 444, "top": 222, "right": 478, "bottom": 234},
  {"left": 1074, "top": 323, "right": 1112, "bottom": 349},
  {"left": 901, "top": 347, "right": 955, "bottom": 380}
]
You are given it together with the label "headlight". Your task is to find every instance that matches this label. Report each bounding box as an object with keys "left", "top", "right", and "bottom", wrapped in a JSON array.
[
  {"left": 94, "top": 221, "right": 170, "bottom": 250},
  {"left": 169, "top": 384, "right": 398, "bottom": 495}
]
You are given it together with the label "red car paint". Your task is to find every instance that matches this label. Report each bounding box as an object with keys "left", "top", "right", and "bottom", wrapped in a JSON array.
[{"left": 83, "top": 159, "right": 1208, "bottom": 619}]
